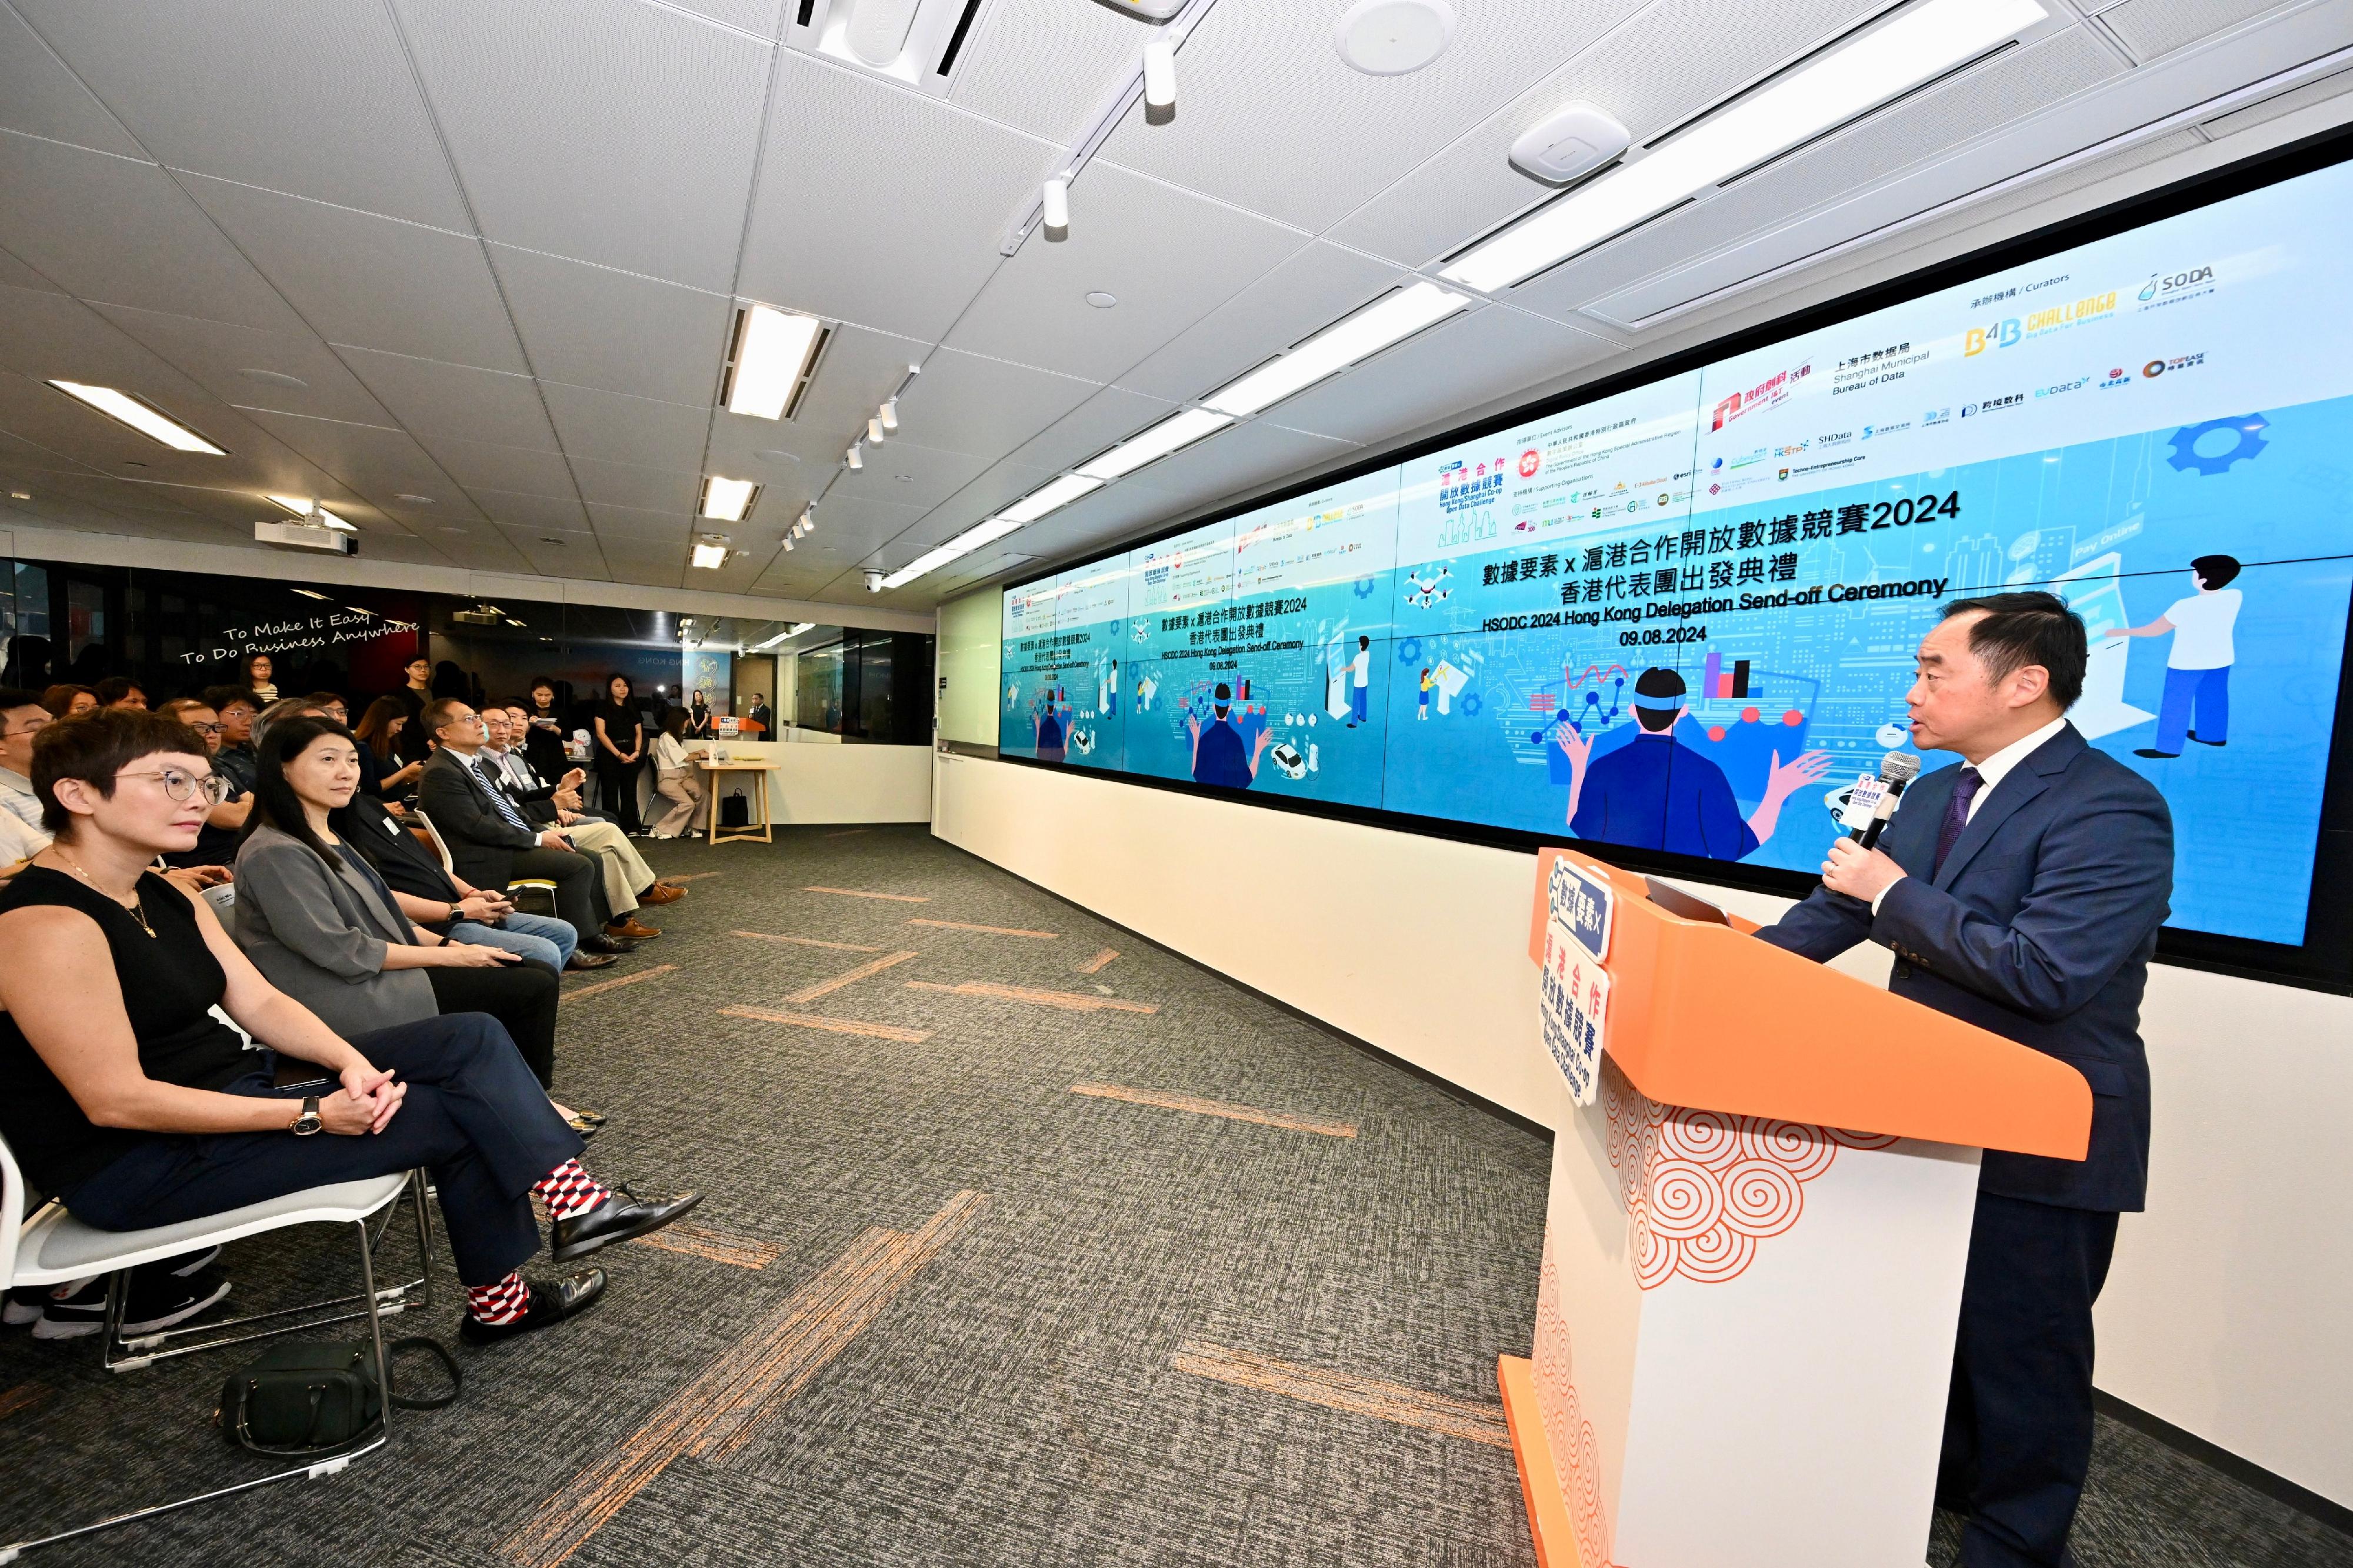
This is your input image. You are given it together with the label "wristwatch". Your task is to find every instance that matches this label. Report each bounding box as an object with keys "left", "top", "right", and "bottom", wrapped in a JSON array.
[
  {"left": 449, "top": 900, "right": 463, "bottom": 925},
  {"left": 289, "top": 1096, "right": 323, "bottom": 1136}
]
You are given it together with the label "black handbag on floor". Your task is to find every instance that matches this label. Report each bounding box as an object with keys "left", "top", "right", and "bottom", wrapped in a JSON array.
[
  {"left": 216, "top": 1336, "right": 459, "bottom": 1456},
  {"left": 719, "top": 789, "right": 749, "bottom": 828}
]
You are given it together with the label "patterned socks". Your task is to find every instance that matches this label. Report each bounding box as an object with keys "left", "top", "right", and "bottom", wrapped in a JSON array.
[
  {"left": 532, "top": 1159, "right": 612, "bottom": 1221},
  {"left": 465, "top": 1162, "right": 615, "bottom": 1323},
  {"left": 466, "top": 1273, "right": 530, "bottom": 1325}
]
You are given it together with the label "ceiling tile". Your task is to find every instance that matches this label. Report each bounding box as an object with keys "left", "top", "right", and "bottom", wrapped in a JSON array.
[
  {"left": 493, "top": 522, "right": 609, "bottom": 581},
  {"left": 821, "top": 438, "right": 992, "bottom": 514},
  {"left": 0, "top": 10, "right": 146, "bottom": 158},
  {"left": 572, "top": 455, "right": 698, "bottom": 514},
  {"left": 88, "top": 301, "right": 398, "bottom": 429},
  {"left": 1255, "top": 305, "right": 1609, "bottom": 450},
  {"left": 488, "top": 244, "right": 731, "bottom": 406},
  {"left": 1003, "top": 385, "right": 1174, "bottom": 476},
  {"left": 589, "top": 500, "right": 694, "bottom": 541},
  {"left": 339, "top": 345, "right": 559, "bottom": 452},
  {"left": 0, "top": 244, "right": 64, "bottom": 294},
  {"left": 183, "top": 173, "right": 529, "bottom": 372},
  {"left": 0, "top": 135, "right": 298, "bottom": 330},
  {"left": 839, "top": 345, "right": 1090, "bottom": 462},
  {"left": 2101, "top": 0, "right": 2286, "bottom": 63},
  {"left": 948, "top": 0, "right": 1144, "bottom": 142},
  {"left": 1098, "top": 0, "right": 1646, "bottom": 235},
  {"left": 729, "top": 322, "right": 924, "bottom": 463},
  {"left": 469, "top": 488, "right": 591, "bottom": 532},
  {"left": 238, "top": 406, "right": 468, "bottom": 509},
  {"left": 942, "top": 162, "right": 1308, "bottom": 383},
  {"left": 738, "top": 50, "right": 1054, "bottom": 343},
  {"left": 16, "top": 0, "right": 471, "bottom": 228},
  {"left": 1325, "top": 0, "right": 1889, "bottom": 268},
  {"left": 428, "top": 437, "right": 578, "bottom": 498},
  {"left": 541, "top": 381, "right": 711, "bottom": 472},
  {"left": 1113, "top": 241, "right": 1402, "bottom": 404},
  {"left": 0, "top": 363, "right": 292, "bottom": 496},
  {"left": 392, "top": 0, "right": 770, "bottom": 292}
]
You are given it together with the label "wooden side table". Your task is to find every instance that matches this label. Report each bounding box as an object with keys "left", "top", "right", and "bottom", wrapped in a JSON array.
[{"left": 698, "top": 758, "right": 774, "bottom": 845}]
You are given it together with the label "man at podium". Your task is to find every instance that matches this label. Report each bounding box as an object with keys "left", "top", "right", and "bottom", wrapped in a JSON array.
[{"left": 1754, "top": 592, "right": 2174, "bottom": 1568}]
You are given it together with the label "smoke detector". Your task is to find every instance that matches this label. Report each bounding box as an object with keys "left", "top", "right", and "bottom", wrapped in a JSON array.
[{"left": 1336, "top": 0, "right": 1454, "bottom": 76}]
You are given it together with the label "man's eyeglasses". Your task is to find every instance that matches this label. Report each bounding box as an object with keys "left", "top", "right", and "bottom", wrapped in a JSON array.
[
  {"left": 119, "top": 766, "right": 228, "bottom": 806},
  {"left": 186, "top": 720, "right": 225, "bottom": 736}
]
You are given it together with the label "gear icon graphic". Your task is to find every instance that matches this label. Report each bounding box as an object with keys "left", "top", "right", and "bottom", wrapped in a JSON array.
[
  {"left": 1396, "top": 637, "right": 1422, "bottom": 664},
  {"left": 2166, "top": 414, "right": 2269, "bottom": 476},
  {"left": 1353, "top": 576, "right": 1378, "bottom": 599},
  {"left": 1461, "top": 692, "right": 1483, "bottom": 718}
]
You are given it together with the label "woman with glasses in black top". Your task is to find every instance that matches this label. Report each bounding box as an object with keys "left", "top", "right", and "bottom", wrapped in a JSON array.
[{"left": 0, "top": 710, "right": 696, "bottom": 1342}]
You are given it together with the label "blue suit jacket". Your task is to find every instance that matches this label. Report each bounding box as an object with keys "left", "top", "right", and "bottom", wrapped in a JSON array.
[{"left": 1755, "top": 724, "right": 2172, "bottom": 1212}]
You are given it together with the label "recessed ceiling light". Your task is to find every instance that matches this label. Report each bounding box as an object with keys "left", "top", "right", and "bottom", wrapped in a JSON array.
[
  {"left": 504, "top": 618, "right": 526, "bottom": 628},
  {"left": 439, "top": 526, "right": 469, "bottom": 533},
  {"left": 394, "top": 492, "right": 436, "bottom": 504},
  {"left": 7, "top": 490, "right": 29, "bottom": 502},
  {"left": 1204, "top": 282, "right": 1469, "bottom": 416},
  {"left": 1085, "top": 291, "right": 1118, "bottom": 309},
  {"left": 48, "top": 382, "right": 226, "bottom": 454},
  {"left": 291, "top": 588, "right": 332, "bottom": 601},
  {"left": 237, "top": 368, "right": 309, "bottom": 390},
  {"left": 1336, "top": 0, "right": 1455, "bottom": 76},
  {"left": 1439, "top": 0, "right": 2045, "bottom": 293},
  {"left": 266, "top": 494, "right": 358, "bottom": 532},
  {"left": 894, "top": 474, "right": 914, "bottom": 483},
  {"left": 701, "top": 475, "right": 759, "bottom": 522},
  {"left": 538, "top": 536, "right": 566, "bottom": 545},
  {"left": 754, "top": 448, "right": 801, "bottom": 464},
  {"left": 689, "top": 535, "right": 731, "bottom": 570},
  {"left": 1002, "top": 473, "right": 1102, "bottom": 523},
  {"left": 881, "top": 513, "right": 1028, "bottom": 590},
  {"left": 1078, "top": 408, "right": 1234, "bottom": 480},
  {"left": 721, "top": 303, "right": 825, "bottom": 421}
]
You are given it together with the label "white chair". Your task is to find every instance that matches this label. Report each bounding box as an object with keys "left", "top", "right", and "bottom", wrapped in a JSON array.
[
  {"left": 199, "top": 881, "right": 235, "bottom": 916},
  {"left": 0, "top": 1133, "right": 432, "bottom": 1558},
  {"left": 409, "top": 808, "right": 556, "bottom": 916}
]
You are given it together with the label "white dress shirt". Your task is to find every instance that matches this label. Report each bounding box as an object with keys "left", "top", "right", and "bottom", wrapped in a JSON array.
[
  {"left": 1872, "top": 716, "right": 2068, "bottom": 912},
  {"left": 0, "top": 765, "right": 41, "bottom": 833}
]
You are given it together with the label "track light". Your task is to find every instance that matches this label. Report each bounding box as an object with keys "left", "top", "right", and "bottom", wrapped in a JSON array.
[
  {"left": 1042, "top": 178, "right": 1070, "bottom": 242},
  {"left": 798, "top": 506, "right": 815, "bottom": 535},
  {"left": 879, "top": 398, "right": 898, "bottom": 432},
  {"left": 868, "top": 416, "right": 886, "bottom": 445},
  {"left": 846, "top": 443, "right": 863, "bottom": 471},
  {"left": 1142, "top": 39, "right": 1176, "bottom": 124}
]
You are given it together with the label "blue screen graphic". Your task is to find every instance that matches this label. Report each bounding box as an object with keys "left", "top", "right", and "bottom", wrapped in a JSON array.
[{"left": 1003, "top": 161, "right": 2353, "bottom": 947}]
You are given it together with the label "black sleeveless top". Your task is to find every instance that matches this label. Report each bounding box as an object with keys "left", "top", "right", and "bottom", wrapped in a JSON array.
[{"left": 0, "top": 866, "right": 252, "bottom": 1196}]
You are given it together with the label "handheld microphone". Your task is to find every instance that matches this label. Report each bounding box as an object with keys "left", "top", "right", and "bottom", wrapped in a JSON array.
[{"left": 1845, "top": 750, "right": 1920, "bottom": 850}]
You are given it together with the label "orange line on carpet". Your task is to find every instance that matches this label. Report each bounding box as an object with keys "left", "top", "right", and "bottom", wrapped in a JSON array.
[
  {"left": 805, "top": 885, "right": 928, "bottom": 903},
  {"left": 1068, "top": 1082, "right": 1357, "bottom": 1137},
  {"left": 905, "top": 979, "right": 1156, "bottom": 1015},
  {"left": 783, "top": 949, "right": 918, "bottom": 1004},
  {"left": 0, "top": 1382, "right": 52, "bottom": 1422},
  {"left": 501, "top": 1192, "right": 989, "bottom": 1568},
  {"left": 719, "top": 1005, "right": 932, "bottom": 1044},
  {"left": 1175, "top": 1342, "right": 1509, "bottom": 1449},
  {"left": 731, "top": 929, "right": 881, "bottom": 953},
  {"left": 908, "top": 918, "right": 1058, "bottom": 939},
  {"left": 1077, "top": 947, "right": 1118, "bottom": 973},
  {"left": 662, "top": 872, "right": 724, "bottom": 882},
  {"left": 630, "top": 1222, "right": 781, "bottom": 1271},
  {"left": 562, "top": 963, "right": 679, "bottom": 1001}
]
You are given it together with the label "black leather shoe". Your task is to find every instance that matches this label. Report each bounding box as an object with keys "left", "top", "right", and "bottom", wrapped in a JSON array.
[
  {"left": 550, "top": 1186, "right": 701, "bottom": 1263},
  {"left": 565, "top": 951, "right": 619, "bottom": 970},
  {"left": 579, "top": 933, "right": 638, "bottom": 955},
  {"left": 458, "top": 1269, "right": 606, "bottom": 1345}
]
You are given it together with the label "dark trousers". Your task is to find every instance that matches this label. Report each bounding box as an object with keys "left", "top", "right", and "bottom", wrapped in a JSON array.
[
  {"left": 508, "top": 842, "right": 610, "bottom": 933},
  {"left": 1939, "top": 1190, "right": 2120, "bottom": 1568},
  {"left": 593, "top": 756, "right": 642, "bottom": 835},
  {"left": 64, "top": 1015, "right": 581, "bottom": 1287},
  {"left": 424, "top": 960, "right": 559, "bottom": 1087}
]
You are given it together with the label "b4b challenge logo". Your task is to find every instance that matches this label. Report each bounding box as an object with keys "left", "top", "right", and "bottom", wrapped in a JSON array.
[{"left": 1965, "top": 290, "right": 2119, "bottom": 355}]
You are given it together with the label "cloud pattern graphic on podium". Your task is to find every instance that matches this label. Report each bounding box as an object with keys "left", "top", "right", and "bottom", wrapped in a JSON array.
[{"left": 1002, "top": 156, "right": 2353, "bottom": 949}]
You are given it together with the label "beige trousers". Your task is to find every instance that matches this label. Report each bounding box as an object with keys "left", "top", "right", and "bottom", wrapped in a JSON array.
[
  {"left": 652, "top": 766, "right": 707, "bottom": 838},
  {"left": 563, "top": 818, "right": 653, "bottom": 916}
]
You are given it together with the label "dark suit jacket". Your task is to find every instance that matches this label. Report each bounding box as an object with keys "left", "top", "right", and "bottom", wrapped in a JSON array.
[
  {"left": 1755, "top": 724, "right": 2172, "bottom": 1212},
  {"left": 416, "top": 748, "right": 541, "bottom": 891}
]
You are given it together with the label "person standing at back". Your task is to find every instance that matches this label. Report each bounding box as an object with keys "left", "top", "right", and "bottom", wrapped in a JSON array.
[
  {"left": 240, "top": 651, "right": 279, "bottom": 708},
  {"left": 391, "top": 656, "right": 434, "bottom": 763},
  {"left": 589, "top": 674, "right": 646, "bottom": 836},
  {"left": 1754, "top": 592, "right": 2173, "bottom": 1568}
]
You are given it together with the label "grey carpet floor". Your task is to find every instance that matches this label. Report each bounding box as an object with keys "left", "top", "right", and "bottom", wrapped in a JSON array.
[{"left": 0, "top": 825, "right": 2344, "bottom": 1568}]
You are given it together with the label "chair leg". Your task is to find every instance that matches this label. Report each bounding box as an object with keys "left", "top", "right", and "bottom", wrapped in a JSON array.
[
  {"left": 408, "top": 1169, "right": 435, "bottom": 1312},
  {"left": 355, "top": 1217, "right": 392, "bottom": 1453},
  {"left": 97, "top": 1269, "right": 128, "bottom": 1373}
]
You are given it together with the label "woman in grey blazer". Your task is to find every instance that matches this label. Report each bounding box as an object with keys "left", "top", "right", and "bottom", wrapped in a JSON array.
[{"left": 232, "top": 718, "right": 579, "bottom": 1126}]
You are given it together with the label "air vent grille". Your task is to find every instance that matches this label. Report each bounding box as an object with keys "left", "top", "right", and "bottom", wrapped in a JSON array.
[{"left": 788, "top": 0, "right": 993, "bottom": 96}]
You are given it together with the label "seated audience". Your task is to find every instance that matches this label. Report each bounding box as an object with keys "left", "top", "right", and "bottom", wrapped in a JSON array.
[
  {"left": 202, "top": 686, "right": 260, "bottom": 795},
  {"left": 353, "top": 696, "right": 424, "bottom": 802},
  {"left": 229, "top": 718, "right": 581, "bottom": 1123},
  {"left": 41, "top": 684, "right": 96, "bottom": 719},
  {"left": 420, "top": 701, "right": 679, "bottom": 945},
  {"left": 94, "top": 676, "right": 148, "bottom": 711},
  {"left": 154, "top": 698, "right": 251, "bottom": 873},
  {"left": 0, "top": 708, "right": 695, "bottom": 1341},
  {"left": 1, "top": 688, "right": 48, "bottom": 840},
  {"left": 308, "top": 692, "right": 351, "bottom": 728},
  {"left": 651, "top": 710, "right": 707, "bottom": 839}
]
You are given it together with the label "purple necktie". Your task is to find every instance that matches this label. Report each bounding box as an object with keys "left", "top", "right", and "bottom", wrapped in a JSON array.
[{"left": 1932, "top": 767, "right": 1983, "bottom": 878}]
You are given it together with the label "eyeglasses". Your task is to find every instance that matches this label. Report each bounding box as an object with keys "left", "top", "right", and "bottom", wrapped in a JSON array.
[
  {"left": 119, "top": 766, "right": 228, "bottom": 806},
  {"left": 186, "top": 720, "right": 225, "bottom": 736},
  {"left": 2, "top": 713, "right": 49, "bottom": 739}
]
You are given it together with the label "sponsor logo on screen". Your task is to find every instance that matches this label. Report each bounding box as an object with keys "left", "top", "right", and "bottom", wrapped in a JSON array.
[{"left": 1709, "top": 361, "right": 1812, "bottom": 430}]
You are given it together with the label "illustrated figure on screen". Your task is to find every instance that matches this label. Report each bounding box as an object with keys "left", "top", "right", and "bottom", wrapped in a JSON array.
[
  {"left": 2108, "top": 553, "right": 2242, "bottom": 759},
  {"left": 1135, "top": 669, "right": 1158, "bottom": 712},
  {"left": 1418, "top": 668, "right": 1433, "bottom": 720},
  {"left": 1188, "top": 682, "right": 1271, "bottom": 789},
  {"left": 1102, "top": 656, "right": 1118, "bottom": 717},
  {"left": 1032, "top": 688, "right": 1066, "bottom": 763},
  {"left": 1555, "top": 666, "right": 1831, "bottom": 859},
  {"left": 1348, "top": 636, "right": 1372, "bottom": 727}
]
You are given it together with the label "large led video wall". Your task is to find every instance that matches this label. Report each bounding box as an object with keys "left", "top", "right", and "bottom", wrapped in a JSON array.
[{"left": 1002, "top": 151, "right": 2353, "bottom": 950}]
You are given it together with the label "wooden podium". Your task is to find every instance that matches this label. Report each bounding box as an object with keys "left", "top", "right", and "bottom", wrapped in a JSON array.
[{"left": 1499, "top": 848, "right": 2089, "bottom": 1568}]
